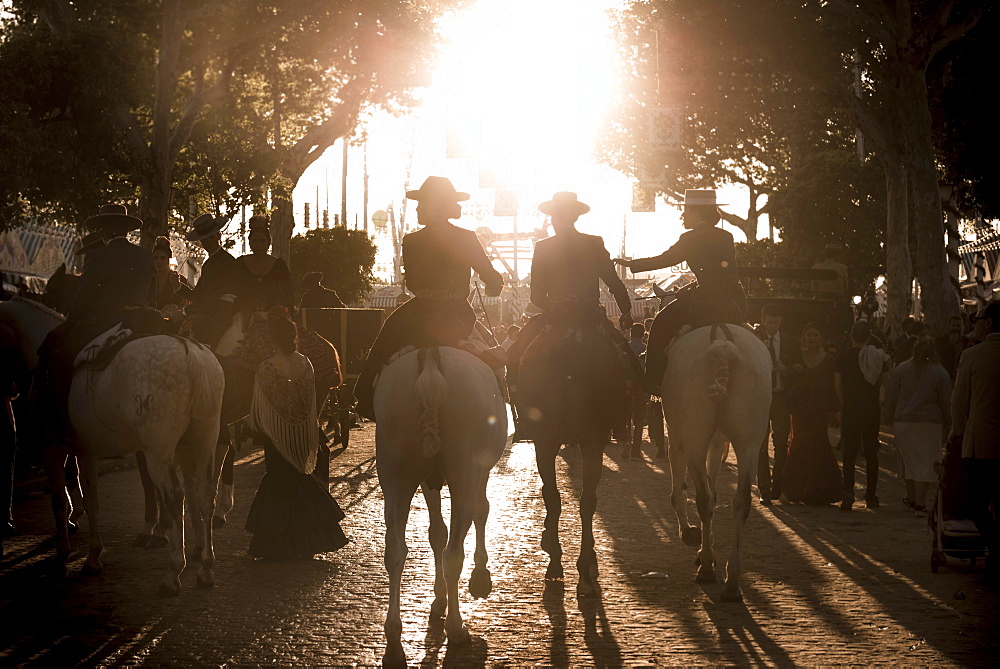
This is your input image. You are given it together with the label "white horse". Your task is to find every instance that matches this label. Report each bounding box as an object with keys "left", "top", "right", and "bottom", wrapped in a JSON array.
[
  {"left": 375, "top": 346, "right": 507, "bottom": 667},
  {"left": 661, "top": 323, "right": 771, "bottom": 602},
  {"left": 2, "top": 299, "right": 225, "bottom": 595}
]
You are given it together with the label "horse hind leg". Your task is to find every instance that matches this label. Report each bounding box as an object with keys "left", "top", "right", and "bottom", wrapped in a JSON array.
[
  {"left": 535, "top": 440, "right": 564, "bottom": 581},
  {"left": 213, "top": 434, "right": 234, "bottom": 528},
  {"left": 43, "top": 448, "right": 71, "bottom": 578},
  {"left": 442, "top": 476, "right": 475, "bottom": 645},
  {"left": 382, "top": 477, "right": 418, "bottom": 668},
  {"left": 421, "top": 481, "right": 448, "bottom": 619},
  {"left": 77, "top": 456, "right": 105, "bottom": 575},
  {"left": 576, "top": 438, "right": 605, "bottom": 598},
  {"left": 691, "top": 458, "right": 717, "bottom": 584},
  {"left": 133, "top": 451, "right": 163, "bottom": 547},
  {"left": 142, "top": 453, "right": 186, "bottom": 596},
  {"left": 668, "top": 437, "right": 700, "bottom": 547},
  {"left": 182, "top": 425, "right": 219, "bottom": 588},
  {"left": 469, "top": 473, "right": 492, "bottom": 599},
  {"left": 722, "top": 434, "right": 760, "bottom": 602}
]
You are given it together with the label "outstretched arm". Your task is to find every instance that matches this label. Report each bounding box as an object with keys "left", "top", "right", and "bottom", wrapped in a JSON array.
[
  {"left": 469, "top": 237, "right": 504, "bottom": 296},
  {"left": 616, "top": 235, "right": 689, "bottom": 274}
]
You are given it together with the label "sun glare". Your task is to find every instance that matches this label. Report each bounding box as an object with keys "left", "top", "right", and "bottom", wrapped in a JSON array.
[{"left": 434, "top": 0, "right": 619, "bottom": 190}]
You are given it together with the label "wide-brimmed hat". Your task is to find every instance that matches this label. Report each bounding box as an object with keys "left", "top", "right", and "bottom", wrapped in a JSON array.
[
  {"left": 406, "top": 176, "right": 470, "bottom": 203},
  {"left": 78, "top": 231, "right": 106, "bottom": 254},
  {"left": 186, "top": 213, "right": 228, "bottom": 242},
  {"left": 84, "top": 204, "right": 143, "bottom": 234},
  {"left": 539, "top": 192, "right": 590, "bottom": 216},
  {"left": 674, "top": 189, "right": 726, "bottom": 208}
]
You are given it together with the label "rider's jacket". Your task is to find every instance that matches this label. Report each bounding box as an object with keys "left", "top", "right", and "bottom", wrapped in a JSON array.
[
  {"left": 530, "top": 228, "right": 631, "bottom": 315},
  {"left": 631, "top": 224, "right": 742, "bottom": 303},
  {"left": 68, "top": 236, "right": 155, "bottom": 323},
  {"left": 403, "top": 222, "right": 503, "bottom": 300},
  {"left": 180, "top": 247, "right": 243, "bottom": 316}
]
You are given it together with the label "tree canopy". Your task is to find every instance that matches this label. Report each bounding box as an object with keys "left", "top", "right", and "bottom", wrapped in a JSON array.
[{"left": 288, "top": 227, "right": 377, "bottom": 305}]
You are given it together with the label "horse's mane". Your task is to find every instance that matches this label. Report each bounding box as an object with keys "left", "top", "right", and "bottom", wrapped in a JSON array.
[{"left": 10, "top": 296, "right": 65, "bottom": 322}]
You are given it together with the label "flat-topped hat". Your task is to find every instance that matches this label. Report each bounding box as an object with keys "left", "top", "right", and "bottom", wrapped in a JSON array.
[
  {"left": 406, "top": 176, "right": 470, "bottom": 203},
  {"left": 676, "top": 189, "right": 726, "bottom": 207},
  {"left": 539, "top": 191, "right": 590, "bottom": 216},
  {"left": 186, "top": 213, "right": 229, "bottom": 242},
  {"left": 84, "top": 204, "right": 143, "bottom": 234},
  {"left": 78, "top": 231, "right": 106, "bottom": 254}
]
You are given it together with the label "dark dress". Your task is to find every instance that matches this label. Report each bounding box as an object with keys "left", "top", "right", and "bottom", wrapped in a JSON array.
[
  {"left": 782, "top": 354, "right": 843, "bottom": 505},
  {"left": 245, "top": 359, "right": 348, "bottom": 558},
  {"left": 239, "top": 255, "right": 294, "bottom": 312}
]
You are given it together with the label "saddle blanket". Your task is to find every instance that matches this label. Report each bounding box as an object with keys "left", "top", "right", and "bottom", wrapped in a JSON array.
[{"left": 74, "top": 323, "right": 133, "bottom": 369}]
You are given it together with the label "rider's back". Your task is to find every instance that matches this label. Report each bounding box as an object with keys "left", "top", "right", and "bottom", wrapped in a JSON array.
[
  {"left": 403, "top": 223, "right": 502, "bottom": 298},
  {"left": 69, "top": 238, "right": 155, "bottom": 322},
  {"left": 530, "top": 230, "right": 617, "bottom": 310}
]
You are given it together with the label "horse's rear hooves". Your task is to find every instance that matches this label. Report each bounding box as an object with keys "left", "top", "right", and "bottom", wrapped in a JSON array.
[
  {"left": 79, "top": 563, "right": 103, "bottom": 577},
  {"left": 196, "top": 572, "right": 215, "bottom": 588},
  {"left": 720, "top": 586, "right": 744, "bottom": 602},
  {"left": 545, "top": 562, "right": 564, "bottom": 581},
  {"left": 132, "top": 533, "right": 152, "bottom": 547},
  {"left": 158, "top": 581, "right": 181, "bottom": 597},
  {"left": 469, "top": 566, "right": 493, "bottom": 598},
  {"left": 446, "top": 625, "right": 471, "bottom": 646},
  {"left": 147, "top": 535, "right": 169, "bottom": 549},
  {"left": 576, "top": 579, "right": 598, "bottom": 598},
  {"left": 681, "top": 526, "right": 701, "bottom": 547},
  {"left": 382, "top": 646, "right": 407, "bottom": 669}
]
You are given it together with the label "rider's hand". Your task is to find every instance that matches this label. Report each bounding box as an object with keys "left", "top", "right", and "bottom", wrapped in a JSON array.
[
  {"left": 613, "top": 258, "right": 632, "bottom": 269},
  {"left": 619, "top": 313, "right": 633, "bottom": 330}
]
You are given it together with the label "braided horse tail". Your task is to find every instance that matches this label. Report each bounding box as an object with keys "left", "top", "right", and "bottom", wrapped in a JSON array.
[
  {"left": 415, "top": 347, "right": 448, "bottom": 458},
  {"left": 706, "top": 324, "right": 739, "bottom": 403}
]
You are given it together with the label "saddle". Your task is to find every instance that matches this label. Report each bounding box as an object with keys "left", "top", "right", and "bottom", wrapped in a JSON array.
[{"left": 73, "top": 308, "right": 168, "bottom": 371}]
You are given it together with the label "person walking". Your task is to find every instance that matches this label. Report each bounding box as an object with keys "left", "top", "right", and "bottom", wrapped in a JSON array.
[
  {"left": 782, "top": 323, "right": 842, "bottom": 505},
  {"left": 244, "top": 306, "right": 349, "bottom": 559},
  {"left": 756, "top": 302, "right": 802, "bottom": 504},
  {"left": 883, "top": 337, "right": 952, "bottom": 515},
  {"left": 950, "top": 301, "right": 1000, "bottom": 585},
  {"left": 836, "top": 319, "right": 890, "bottom": 510}
]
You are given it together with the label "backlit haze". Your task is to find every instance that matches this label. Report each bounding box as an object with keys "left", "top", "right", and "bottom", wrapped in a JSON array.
[{"left": 294, "top": 0, "right": 705, "bottom": 282}]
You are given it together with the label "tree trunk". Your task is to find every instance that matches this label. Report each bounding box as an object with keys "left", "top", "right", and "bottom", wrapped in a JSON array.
[
  {"left": 137, "top": 171, "right": 173, "bottom": 247},
  {"left": 903, "top": 73, "right": 959, "bottom": 336},
  {"left": 271, "top": 195, "right": 294, "bottom": 263},
  {"left": 881, "top": 159, "right": 911, "bottom": 343}
]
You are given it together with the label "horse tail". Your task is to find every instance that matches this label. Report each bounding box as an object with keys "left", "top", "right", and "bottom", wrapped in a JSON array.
[
  {"left": 706, "top": 325, "right": 739, "bottom": 403},
  {"left": 186, "top": 341, "right": 221, "bottom": 420},
  {"left": 415, "top": 347, "right": 447, "bottom": 458}
]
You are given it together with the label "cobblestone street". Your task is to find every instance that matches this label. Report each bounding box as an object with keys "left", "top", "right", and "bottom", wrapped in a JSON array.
[{"left": 1, "top": 423, "right": 997, "bottom": 666}]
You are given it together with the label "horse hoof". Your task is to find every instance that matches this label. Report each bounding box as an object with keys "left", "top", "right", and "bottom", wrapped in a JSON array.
[
  {"left": 158, "top": 581, "right": 181, "bottom": 597},
  {"left": 212, "top": 516, "right": 227, "bottom": 529},
  {"left": 132, "top": 533, "right": 152, "bottom": 548},
  {"left": 696, "top": 569, "right": 717, "bottom": 584},
  {"left": 147, "top": 535, "right": 169, "bottom": 549},
  {"left": 721, "top": 585, "right": 743, "bottom": 603},
  {"left": 196, "top": 572, "right": 215, "bottom": 588},
  {"left": 469, "top": 566, "right": 493, "bottom": 599},
  {"left": 447, "top": 625, "right": 471, "bottom": 646},
  {"left": 576, "top": 578, "right": 597, "bottom": 598},
  {"left": 545, "top": 562, "right": 564, "bottom": 581},
  {"left": 382, "top": 644, "right": 407, "bottom": 669},
  {"left": 430, "top": 597, "right": 447, "bottom": 619},
  {"left": 79, "top": 563, "right": 103, "bottom": 577},
  {"left": 681, "top": 526, "right": 701, "bottom": 547}
]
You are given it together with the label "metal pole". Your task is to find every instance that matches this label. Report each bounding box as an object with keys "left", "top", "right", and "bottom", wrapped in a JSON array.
[{"left": 341, "top": 139, "right": 348, "bottom": 229}]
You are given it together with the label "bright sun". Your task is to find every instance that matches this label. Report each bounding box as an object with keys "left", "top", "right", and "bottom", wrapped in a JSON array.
[{"left": 434, "top": 0, "right": 620, "bottom": 191}]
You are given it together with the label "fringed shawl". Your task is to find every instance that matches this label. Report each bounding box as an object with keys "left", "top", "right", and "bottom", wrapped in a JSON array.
[{"left": 249, "top": 358, "right": 318, "bottom": 474}]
